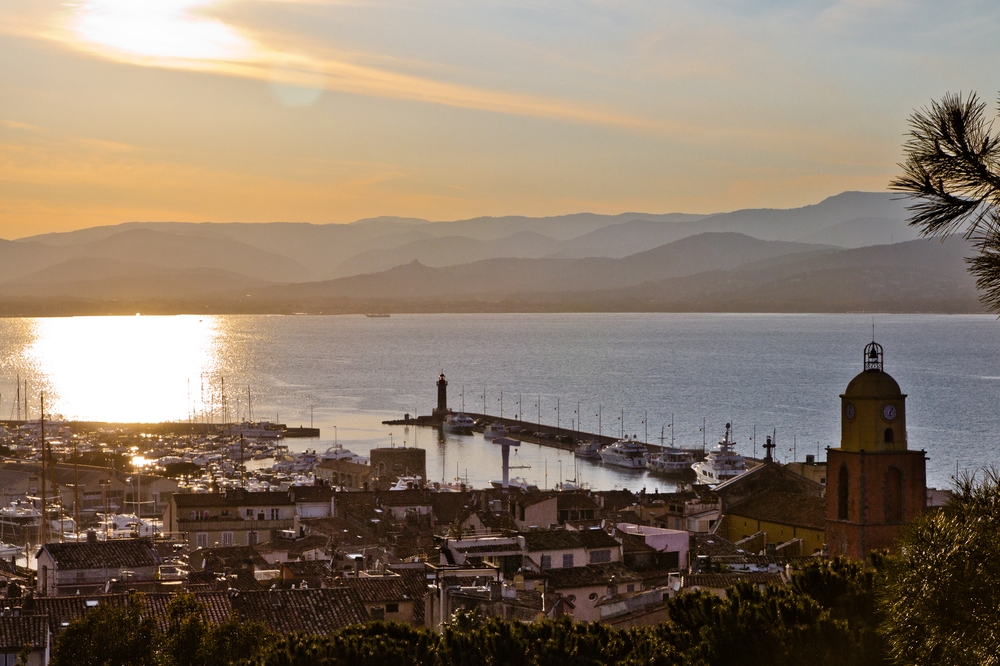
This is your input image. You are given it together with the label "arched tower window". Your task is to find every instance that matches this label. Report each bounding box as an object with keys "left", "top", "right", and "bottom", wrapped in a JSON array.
[
  {"left": 884, "top": 428, "right": 894, "bottom": 444},
  {"left": 885, "top": 467, "right": 903, "bottom": 524},
  {"left": 838, "top": 464, "right": 849, "bottom": 520}
]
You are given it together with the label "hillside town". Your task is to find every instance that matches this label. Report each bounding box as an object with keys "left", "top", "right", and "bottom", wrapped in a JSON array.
[{"left": 0, "top": 343, "right": 948, "bottom": 664}]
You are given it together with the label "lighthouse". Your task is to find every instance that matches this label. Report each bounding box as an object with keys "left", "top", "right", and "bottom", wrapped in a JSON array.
[{"left": 432, "top": 373, "right": 449, "bottom": 421}]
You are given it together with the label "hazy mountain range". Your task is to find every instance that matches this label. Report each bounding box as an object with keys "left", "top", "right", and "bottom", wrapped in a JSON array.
[{"left": 0, "top": 191, "right": 983, "bottom": 315}]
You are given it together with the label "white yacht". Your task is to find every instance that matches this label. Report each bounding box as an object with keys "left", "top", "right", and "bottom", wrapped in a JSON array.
[
  {"left": 692, "top": 423, "right": 747, "bottom": 485},
  {"left": 646, "top": 448, "right": 696, "bottom": 475},
  {"left": 318, "top": 445, "right": 368, "bottom": 465},
  {"left": 599, "top": 436, "right": 648, "bottom": 469},
  {"left": 483, "top": 423, "right": 506, "bottom": 440},
  {"left": 389, "top": 475, "right": 422, "bottom": 490},
  {"left": 443, "top": 413, "right": 475, "bottom": 434},
  {"left": 574, "top": 440, "right": 602, "bottom": 460},
  {"left": 489, "top": 477, "right": 538, "bottom": 492}
]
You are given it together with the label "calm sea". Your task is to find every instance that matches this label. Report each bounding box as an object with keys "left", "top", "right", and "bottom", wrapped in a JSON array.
[{"left": 0, "top": 313, "right": 997, "bottom": 492}]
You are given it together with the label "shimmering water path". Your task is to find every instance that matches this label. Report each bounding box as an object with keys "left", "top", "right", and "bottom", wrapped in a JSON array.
[{"left": 1, "top": 313, "right": 997, "bottom": 491}]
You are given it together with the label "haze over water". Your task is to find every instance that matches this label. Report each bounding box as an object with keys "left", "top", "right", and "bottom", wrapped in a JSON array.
[{"left": 0, "top": 313, "right": 996, "bottom": 492}]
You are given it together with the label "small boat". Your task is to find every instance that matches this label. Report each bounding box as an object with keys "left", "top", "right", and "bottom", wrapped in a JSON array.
[
  {"left": 483, "top": 423, "right": 506, "bottom": 440},
  {"left": 0, "top": 500, "right": 41, "bottom": 529},
  {"left": 646, "top": 448, "right": 696, "bottom": 475},
  {"left": 0, "top": 542, "right": 24, "bottom": 559},
  {"left": 318, "top": 445, "right": 368, "bottom": 465},
  {"left": 443, "top": 413, "right": 475, "bottom": 434},
  {"left": 574, "top": 440, "right": 602, "bottom": 460},
  {"left": 599, "top": 436, "right": 648, "bottom": 469},
  {"left": 389, "top": 475, "right": 422, "bottom": 490},
  {"left": 692, "top": 423, "right": 747, "bottom": 485},
  {"left": 489, "top": 477, "right": 538, "bottom": 492}
]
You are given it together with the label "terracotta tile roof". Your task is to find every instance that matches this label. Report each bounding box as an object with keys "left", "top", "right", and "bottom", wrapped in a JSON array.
[
  {"left": 607, "top": 510, "right": 643, "bottom": 525},
  {"left": 332, "top": 575, "right": 414, "bottom": 604},
  {"left": 521, "top": 528, "right": 618, "bottom": 552},
  {"left": 542, "top": 562, "right": 642, "bottom": 590},
  {"left": 726, "top": 491, "right": 827, "bottom": 531},
  {"left": 682, "top": 572, "right": 785, "bottom": 589},
  {"left": 129, "top": 592, "right": 234, "bottom": 630},
  {"left": 428, "top": 493, "right": 475, "bottom": 523},
  {"left": 32, "top": 591, "right": 233, "bottom": 634},
  {"left": 41, "top": 539, "right": 160, "bottom": 570},
  {"left": 474, "top": 510, "right": 518, "bottom": 532},
  {"left": 233, "top": 588, "right": 369, "bottom": 634},
  {"left": 0, "top": 614, "right": 48, "bottom": 651},
  {"left": 30, "top": 596, "right": 97, "bottom": 632},
  {"left": 282, "top": 560, "right": 332, "bottom": 577},
  {"left": 516, "top": 493, "right": 557, "bottom": 508},
  {"left": 302, "top": 517, "right": 378, "bottom": 549},
  {"left": 575, "top": 529, "right": 620, "bottom": 549},
  {"left": 256, "top": 535, "right": 329, "bottom": 558},
  {"left": 689, "top": 533, "right": 739, "bottom": 557}
]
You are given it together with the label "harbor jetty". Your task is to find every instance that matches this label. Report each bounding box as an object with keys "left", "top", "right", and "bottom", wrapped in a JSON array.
[{"left": 381, "top": 373, "right": 704, "bottom": 460}]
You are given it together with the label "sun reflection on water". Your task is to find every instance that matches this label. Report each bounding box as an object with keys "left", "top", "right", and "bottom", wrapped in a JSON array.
[{"left": 25, "top": 315, "right": 221, "bottom": 423}]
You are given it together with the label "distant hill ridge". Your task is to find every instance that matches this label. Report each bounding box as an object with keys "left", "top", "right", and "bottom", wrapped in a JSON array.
[{"left": 0, "top": 191, "right": 974, "bottom": 314}]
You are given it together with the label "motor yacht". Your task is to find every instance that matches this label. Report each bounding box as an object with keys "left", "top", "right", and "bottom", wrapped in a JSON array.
[
  {"left": 599, "top": 436, "right": 648, "bottom": 469},
  {"left": 692, "top": 423, "right": 747, "bottom": 485}
]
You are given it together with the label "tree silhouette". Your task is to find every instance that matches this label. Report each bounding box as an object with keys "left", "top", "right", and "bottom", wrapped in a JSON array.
[
  {"left": 891, "top": 92, "right": 1000, "bottom": 311},
  {"left": 880, "top": 469, "right": 1000, "bottom": 666}
]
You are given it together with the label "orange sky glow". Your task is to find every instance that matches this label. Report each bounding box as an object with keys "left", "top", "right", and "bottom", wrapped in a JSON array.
[{"left": 0, "top": 0, "right": 997, "bottom": 237}]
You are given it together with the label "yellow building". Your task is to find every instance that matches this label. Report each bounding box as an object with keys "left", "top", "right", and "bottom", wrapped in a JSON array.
[{"left": 721, "top": 490, "right": 826, "bottom": 554}]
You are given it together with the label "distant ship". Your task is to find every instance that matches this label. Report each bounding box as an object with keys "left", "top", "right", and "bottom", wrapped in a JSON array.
[{"left": 365, "top": 313, "right": 390, "bottom": 318}]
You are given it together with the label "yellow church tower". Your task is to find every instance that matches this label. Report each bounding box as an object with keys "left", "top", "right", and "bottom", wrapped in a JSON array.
[{"left": 826, "top": 341, "right": 927, "bottom": 559}]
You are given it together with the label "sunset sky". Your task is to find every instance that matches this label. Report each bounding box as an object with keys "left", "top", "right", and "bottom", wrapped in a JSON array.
[{"left": 0, "top": 1, "right": 997, "bottom": 237}]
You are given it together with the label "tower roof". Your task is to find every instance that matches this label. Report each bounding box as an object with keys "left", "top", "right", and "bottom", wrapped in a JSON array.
[
  {"left": 843, "top": 369, "right": 903, "bottom": 398},
  {"left": 844, "top": 340, "right": 902, "bottom": 397}
]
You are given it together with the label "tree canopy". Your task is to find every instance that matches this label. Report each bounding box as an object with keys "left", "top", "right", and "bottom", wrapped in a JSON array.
[
  {"left": 880, "top": 469, "right": 1000, "bottom": 666},
  {"left": 891, "top": 91, "right": 1000, "bottom": 311}
]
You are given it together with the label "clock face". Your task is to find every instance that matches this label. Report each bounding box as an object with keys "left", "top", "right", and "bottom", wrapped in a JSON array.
[
  {"left": 845, "top": 403, "right": 856, "bottom": 420},
  {"left": 882, "top": 404, "right": 897, "bottom": 421}
]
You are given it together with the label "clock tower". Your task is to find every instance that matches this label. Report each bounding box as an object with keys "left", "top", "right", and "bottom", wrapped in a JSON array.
[{"left": 826, "top": 341, "right": 927, "bottom": 559}]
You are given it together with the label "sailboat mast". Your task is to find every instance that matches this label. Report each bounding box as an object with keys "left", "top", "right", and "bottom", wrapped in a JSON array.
[
  {"left": 15, "top": 374, "right": 19, "bottom": 421},
  {"left": 73, "top": 440, "right": 80, "bottom": 537},
  {"left": 39, "top": 393, "right": 46, "bottom": 546}
]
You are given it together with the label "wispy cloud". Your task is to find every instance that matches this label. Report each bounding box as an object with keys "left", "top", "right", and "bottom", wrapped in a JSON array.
[{"left": 10, "top": 0, "right": 663, "bottom": 131}]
